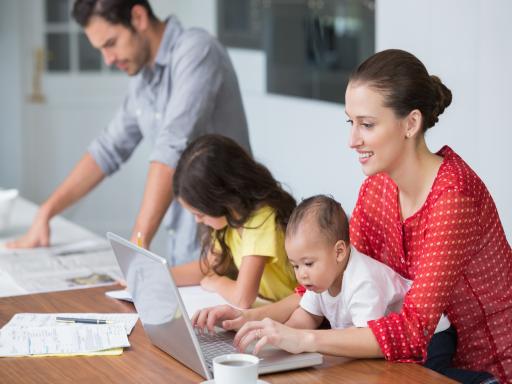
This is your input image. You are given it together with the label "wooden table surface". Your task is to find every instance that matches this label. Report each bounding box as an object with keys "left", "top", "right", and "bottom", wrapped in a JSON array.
[{"left": 0, "top": 286, "right": 456, "bottom": 384}]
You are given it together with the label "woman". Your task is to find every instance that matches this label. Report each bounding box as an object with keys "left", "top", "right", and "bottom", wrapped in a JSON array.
[{"left": 193, "top": 50, "right": 511, "bottom": 383}]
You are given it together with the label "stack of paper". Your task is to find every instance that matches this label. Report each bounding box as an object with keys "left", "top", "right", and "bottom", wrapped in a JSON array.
[
  {"left": 0, "top": 238, "right": 123, "bottom": 298},
  {"left": 105, "top": 286, "right": 231, "bottom": 318},
  {"left": 0, "top": 313, "right": 138, "bottom": 357}
]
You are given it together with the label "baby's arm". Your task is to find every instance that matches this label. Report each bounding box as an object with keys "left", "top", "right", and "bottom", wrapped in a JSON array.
[{"left": 285, "top": 307, "right": 324, "bottom": 329}]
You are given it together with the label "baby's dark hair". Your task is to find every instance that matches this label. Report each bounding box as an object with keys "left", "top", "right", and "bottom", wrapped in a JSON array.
[{"left": 286, "top": 195, "right": 349, "bottom": 245}]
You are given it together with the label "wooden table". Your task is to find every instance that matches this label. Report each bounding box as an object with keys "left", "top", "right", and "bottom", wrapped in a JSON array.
[{"left": 0, "top": 286, "right": 456, "bottom": 384}]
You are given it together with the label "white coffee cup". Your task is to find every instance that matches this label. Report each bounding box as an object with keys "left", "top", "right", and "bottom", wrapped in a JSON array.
[
  {"left": 212, "top": 353, "right": 259, "bottom": 384},
  {"left": 0, "top": 189, "right": 18, "bottom": 231}
]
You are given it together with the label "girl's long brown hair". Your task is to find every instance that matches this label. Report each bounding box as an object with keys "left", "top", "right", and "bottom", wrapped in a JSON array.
[{"left": 173, "top": 134, "right": 296, "bottom": 276}]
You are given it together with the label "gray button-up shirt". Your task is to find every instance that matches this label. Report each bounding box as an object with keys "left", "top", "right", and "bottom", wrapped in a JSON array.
[{"left": 88, "top": 16, "right": 251, "bottom": 265}]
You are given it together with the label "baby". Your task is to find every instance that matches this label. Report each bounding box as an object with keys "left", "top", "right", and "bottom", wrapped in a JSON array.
[{"left": 284, "top": 195, "right": 450, "bottom": 332}]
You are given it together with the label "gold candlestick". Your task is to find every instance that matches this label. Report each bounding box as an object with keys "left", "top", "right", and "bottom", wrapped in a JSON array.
[{"left": 28, "top": 48, "right": 46, "bottom": 103}]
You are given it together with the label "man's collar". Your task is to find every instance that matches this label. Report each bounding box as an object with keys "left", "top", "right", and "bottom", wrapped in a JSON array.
[
  {"left": 140, "top": 16, "right": 182, "bottom": 84},
  {"left": 154, "top": 16, "right": 183, "bottom": 67}
]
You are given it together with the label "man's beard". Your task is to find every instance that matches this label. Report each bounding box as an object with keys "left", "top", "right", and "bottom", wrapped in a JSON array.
[{"left": 127, "top": 38, "right": 151, "bottom": 76}]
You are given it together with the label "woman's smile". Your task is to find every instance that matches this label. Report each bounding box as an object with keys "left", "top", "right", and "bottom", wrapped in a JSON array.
[{"left": 358, "top": 150, "right": 375, "bottom": 164}]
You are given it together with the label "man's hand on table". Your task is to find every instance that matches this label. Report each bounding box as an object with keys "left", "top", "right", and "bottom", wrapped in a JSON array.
[{"left": 5, "top": 210, "right": 51, "bottom": 249}]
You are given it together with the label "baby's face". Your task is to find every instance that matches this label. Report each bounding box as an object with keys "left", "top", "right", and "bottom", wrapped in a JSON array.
[{"left": 285, "top": 226, "right": 341, "bottom": 294}]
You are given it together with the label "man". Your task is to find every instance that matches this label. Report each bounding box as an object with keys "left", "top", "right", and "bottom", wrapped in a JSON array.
[{"left": 7, "top": 0, "right": 251, "bottom": 266}]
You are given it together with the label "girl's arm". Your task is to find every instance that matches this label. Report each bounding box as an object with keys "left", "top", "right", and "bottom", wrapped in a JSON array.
[
  {"left": 200, "top": 255, "right": 266, "bottom": 309},
  {"left": 171, "top": 248, "right": 218, "bottom": 286},
  {"left": 171, "top": 260, "right": 205, "bottom": 286},
  {"left": 235, "top": 318, "right": 383, "bottom": 357}
]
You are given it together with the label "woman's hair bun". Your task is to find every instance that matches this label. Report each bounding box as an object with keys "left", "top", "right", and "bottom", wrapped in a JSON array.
[{"left": 428, "top": 75, "right": 452, "bottom": 128}]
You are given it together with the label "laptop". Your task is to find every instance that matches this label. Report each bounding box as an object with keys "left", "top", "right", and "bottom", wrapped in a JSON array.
[{"left": 107, "top": 232, "right": 323, "bottom": 380}]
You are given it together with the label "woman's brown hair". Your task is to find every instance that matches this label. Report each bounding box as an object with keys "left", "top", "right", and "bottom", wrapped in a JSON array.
[{"left": 349, "top": 49, "right": 452, "bottom": 131}]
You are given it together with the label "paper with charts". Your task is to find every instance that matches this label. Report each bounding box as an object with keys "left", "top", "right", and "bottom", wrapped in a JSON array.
[
  {"left": 0, "top": 238, "right": 122, "bottom": 298},
  {"left": 0, "top": 313, "right": 139, "bottom": 357}
]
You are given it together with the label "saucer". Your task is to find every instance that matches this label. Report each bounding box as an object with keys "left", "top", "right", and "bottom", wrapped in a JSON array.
[{"left": 200, "top": 380, "right": 270, "bottom": 384}]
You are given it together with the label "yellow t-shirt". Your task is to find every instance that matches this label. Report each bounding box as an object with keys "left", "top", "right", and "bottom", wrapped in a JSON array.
[{"left": 219, "top": 206, "right": 296, "bottom": 302}]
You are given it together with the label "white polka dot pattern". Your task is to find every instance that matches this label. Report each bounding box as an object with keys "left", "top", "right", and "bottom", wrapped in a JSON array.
[{"left": 350, "top": 146, "right": 512, "bottom": 383}]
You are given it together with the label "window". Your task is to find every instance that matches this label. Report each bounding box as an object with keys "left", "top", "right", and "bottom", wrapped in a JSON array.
[
  {"left": 44, "top": 0, "right": 117, "bottom": 73},
  {"left": 218, "top": 0, "right": 375, "bottom": 104}
]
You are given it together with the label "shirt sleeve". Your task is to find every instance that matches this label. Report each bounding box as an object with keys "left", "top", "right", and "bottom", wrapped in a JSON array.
[
  {"left": 294, "top": 285, "right": 307, "bottom": 297},
  {"left": 88, "top": 93, "right": 142, "bottom": 175},
  {"left": 149, "top": 33, "right": 224, "bottom": 169},
  {"left": 239, "top": 211, "right": 281, "bottom": 262},
  {"left": 348, "top": 279, "right": 395, "bottom": 328},
  {"left": 367, "top": 190, "right": 480, "bottom": 363},
  {"left": 349, "top": 178, "right": 374, "bottom": 257},
  {"left": 299, "top": 290, "right": 324, "bottom": 317}
]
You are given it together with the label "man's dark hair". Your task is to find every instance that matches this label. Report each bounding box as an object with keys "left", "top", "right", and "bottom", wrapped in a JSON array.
[
  {"left": 286, "top": 195, "right": 349, "bottom": 245},
  {"left": 72, "top": 0, "right": 157, "bottom": 28}
]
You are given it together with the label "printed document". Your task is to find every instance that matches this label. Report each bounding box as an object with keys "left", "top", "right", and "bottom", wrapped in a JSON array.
[{"left": 0, "top": 313, "right": 139, "bottom": 357}]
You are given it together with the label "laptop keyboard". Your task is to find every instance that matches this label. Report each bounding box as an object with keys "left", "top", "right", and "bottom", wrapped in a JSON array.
[{"left": 196, "top": 331, "right": 237, "bottom": 366}]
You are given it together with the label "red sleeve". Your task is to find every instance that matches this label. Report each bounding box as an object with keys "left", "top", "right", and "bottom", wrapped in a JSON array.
[
  {"left": 294, "top": 285, "right": 306, "bottom": 297},
  {"left": 349, "top": 178, "right": 374, "bottom": 257},
  {"left": 367, "top": 190, "right": 480, "bottom": 363}
]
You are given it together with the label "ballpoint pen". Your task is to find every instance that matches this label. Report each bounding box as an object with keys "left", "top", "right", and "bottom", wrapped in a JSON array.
[{"left": 56, "top": 316, "right": 113, "bottom": 324}]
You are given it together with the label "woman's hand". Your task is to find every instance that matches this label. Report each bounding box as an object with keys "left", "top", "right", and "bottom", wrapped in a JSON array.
[
  {"left": 191, "top": 304, "right": 248, "bottom": 333},
  {"left": 234, "top": 318, "right": 314, "bottom": 355}
]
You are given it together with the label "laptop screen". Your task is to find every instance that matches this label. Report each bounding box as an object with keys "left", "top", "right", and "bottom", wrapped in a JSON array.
[{"left": 107, "top": 232, "right": 211, "bottom": 379}]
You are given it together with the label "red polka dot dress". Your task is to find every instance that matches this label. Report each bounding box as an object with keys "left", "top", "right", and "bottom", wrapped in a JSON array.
[{"left": 350, "top": 146, "right": 512, "bottom": 383}]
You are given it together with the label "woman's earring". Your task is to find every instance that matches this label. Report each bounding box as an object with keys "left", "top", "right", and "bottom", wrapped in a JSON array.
[{"left": 406, "top": 132, "right": 412, "bottom": 138}]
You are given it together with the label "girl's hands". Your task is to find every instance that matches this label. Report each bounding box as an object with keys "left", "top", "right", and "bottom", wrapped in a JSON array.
[{"left": 191, "top": 304, "right": 247, "bottom": 333}]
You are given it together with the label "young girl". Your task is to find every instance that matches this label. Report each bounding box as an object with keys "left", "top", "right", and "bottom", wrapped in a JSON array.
[{"left": 170, "top": 134, "right": 297, "bottom": 309}]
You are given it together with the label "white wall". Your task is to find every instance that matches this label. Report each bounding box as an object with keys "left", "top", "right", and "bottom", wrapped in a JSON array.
[
  {"left": 245, "top": 92, "right": 364, "bottom": 212},
  {"left": 228, "top": 48, "right": 363, "bottom": 214},
  {"left": 152, "top": 0, "right": 217, "bottom": 35},
  {"left": 0, "top": 0, "right": 23, "bottom": 189},
  {"left": 377, "top": 0, "right": 512, "bottom": 236}
]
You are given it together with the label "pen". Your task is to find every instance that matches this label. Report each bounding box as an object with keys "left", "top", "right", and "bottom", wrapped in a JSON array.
[
  {"left": 56, "top": 316, "right": 113, "bottom": 324},
  {"left": 137, "top": 231, "right": 143, "bottom": 247}
]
